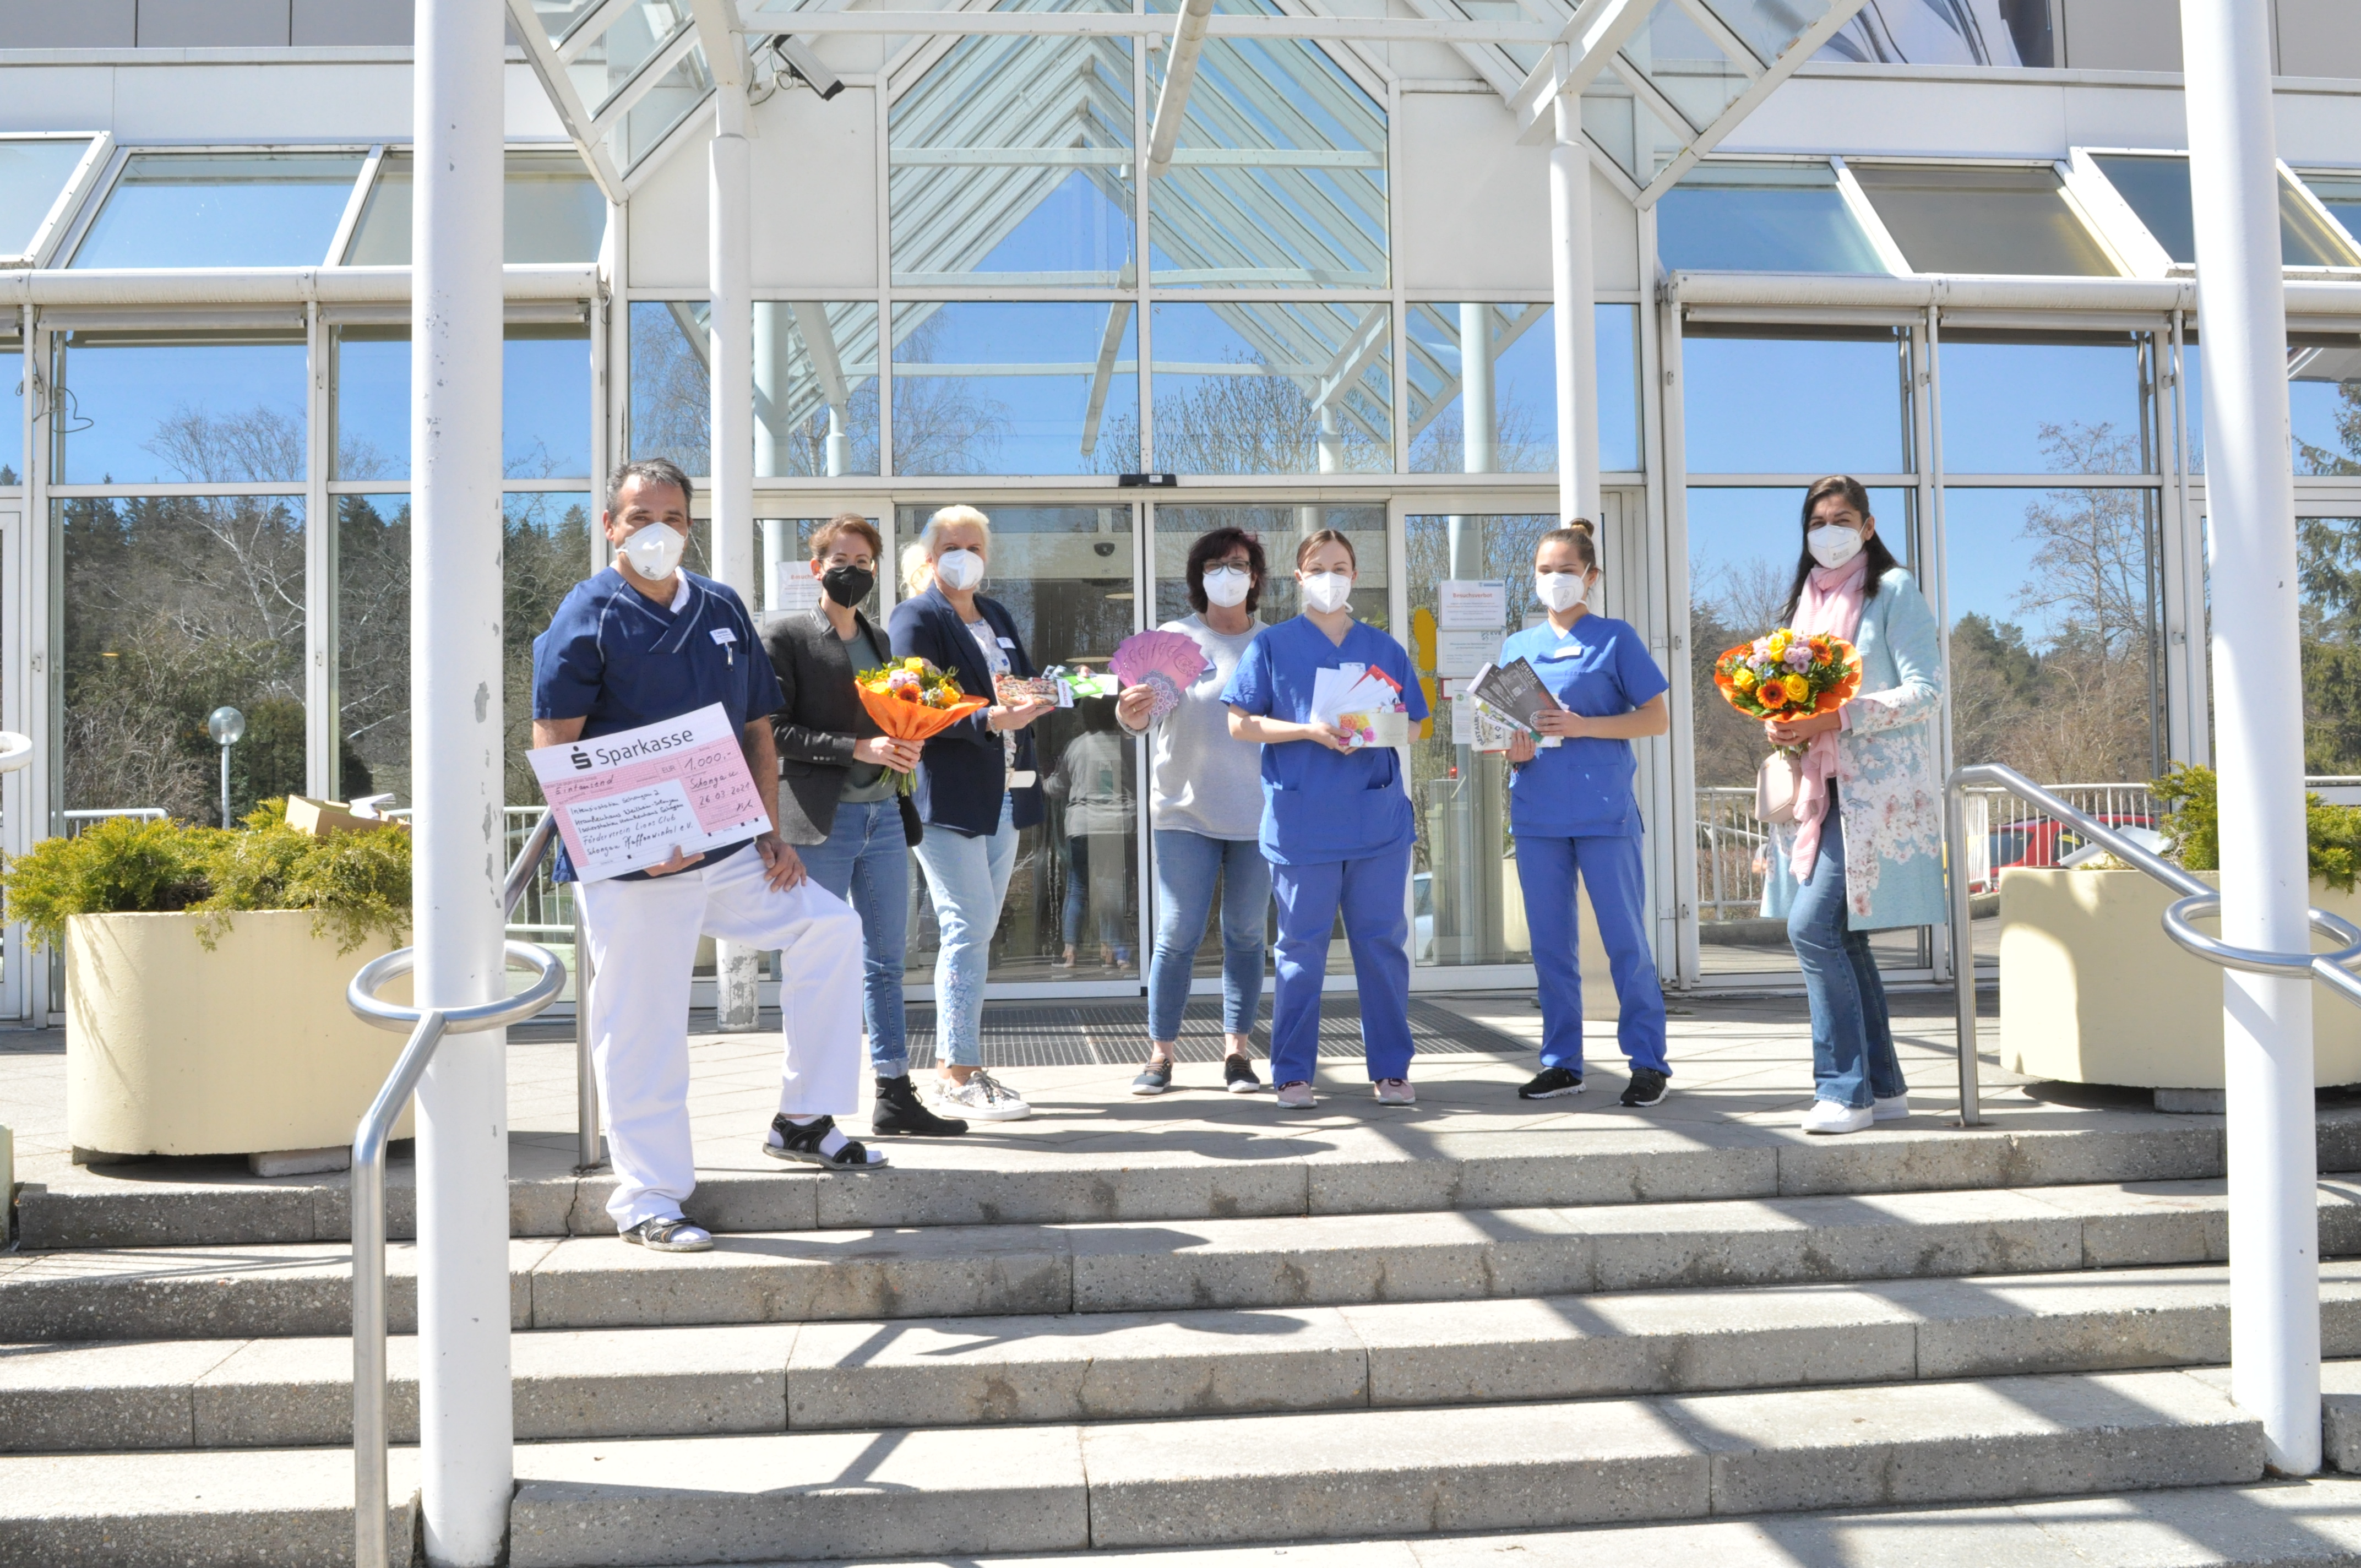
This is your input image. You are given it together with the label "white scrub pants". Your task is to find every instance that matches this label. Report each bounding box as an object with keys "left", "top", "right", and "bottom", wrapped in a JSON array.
[{"left": 578, "top": 845, "right": 865, "bottom": 1229}]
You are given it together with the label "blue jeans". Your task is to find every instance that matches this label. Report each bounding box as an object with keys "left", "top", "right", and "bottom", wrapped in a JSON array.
[
  {"left": 1516, "top": 833, "right": 1668, "bottom": 1076},
  {"left": 1147, "top": 829, "right": 1271, "bottom": 1042},
  {"left": 1787, "top": 808, "right": 1904, "bottom": 1110},
  {"left": 1060, "top": 834, "right": 1129, "bottom": 956},
  {"left": 795, "top": 798, "right": 911, "bottom": 1076},
  {"left": 911, "top": 793, "right": 1018, "bottom": 1067},
  {"left": 1269, "top": 848, "right": 1413, "bottom": 1086}
]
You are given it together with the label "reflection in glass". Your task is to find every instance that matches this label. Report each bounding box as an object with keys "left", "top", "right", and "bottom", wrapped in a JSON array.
[
  {"left": 504, "top": 325, "right": 592, "bottom": 478},
  {"left": 0, "top": 138, "right": 90, "bottom": 257},
  {"left": 1939, "top": 333, "right": 2156, "bottom": 475},
  {"left": 1405, "top": 303, "right": 1640, "bottom": 476},
  {"left": 0, "top": 336, "right": 20, "bottom": 483},
  {"left": 1623, "top": 0, "right": 1750, "bottom": 130},
  {"left": 1145, "top": 8, "right": 1386, "bottom": 288},
  {"left": 1684, "top": 485, "right": 1921, "bottom": 975},
  {"left": 1657, "top": 162, "right": 1888, "bottom": 274},
  {"left": 1681, "top": 328, "right": 1912, "bottom": 475},
  {"left": 621, "top": 48, "right": 715, "bottom": 172},
  {"left": 895, "top": 503, "right": 1140, "bottom": 986},
  {"left": 336, "top": 493, "right": 411, "bottom": 804},
  {"left": 2304, "top": 173, "right": 2361, "bottom": 252},
  {"left": 754, "top": 302, "right": 881, "bottom": 478},
  {"left": 2290, "top": 338, "right": 2361, "bottom": 478},
  {"left": 1848, "top": 164, "right": 2118, "bottom": 277},
  {"left": 331, "top": 328, "right": 409, "bottom": 480},
  {"left": 73, "top": 153, "right": 364, "bottom": 269},
  {"left": 565, "top": 0, "right": 692, "bottom": 114},
  {"left": 759, "top": 517, "right": 884, "bottom": 622},
  {"left": 2094, "top": 154, "right": 2361, "bottom": 270},
  {"left": 891, "top": 25, "right": 1133, "bottom": 286},
  {"left": 891, "top": 301, "right": 1137, "bottom": 476},
  {"left": 58, "top": 494, "right": 309, "bottom": 822},
  {"left": 53, "top": 333, "right": 308, "bottom": 486},
  {"left": 1149, "top": 302, "right": 1389, "bottom": 475},
  {"left": 503, "top": 493, "right": 598, "bottom": 804},
  {"left": 2299, "top": 516, "right": 2361, "bottom": 772},
  {"left": 1818, "top": 0, "right": 2052, "bottom": 67},
  {"left": 344, "top": 150, "right": 608, "bottom": 265},
  {"left": 629, "top": 300, "right": 710, "bottom": 476},
  {"left": 1404, "top": 511, "right": 1560, "bottom": 968}
]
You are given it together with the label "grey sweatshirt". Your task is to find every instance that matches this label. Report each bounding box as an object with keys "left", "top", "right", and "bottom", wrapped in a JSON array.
[{"left": 1120, "top": 614, "right": 1265, "bottom": 842}]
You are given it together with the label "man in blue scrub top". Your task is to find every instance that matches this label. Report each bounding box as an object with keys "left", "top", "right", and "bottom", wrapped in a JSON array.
[
  {"left": 1223, "top": 530, "right": 1429, "bottom": 1109},
  {"left": 1500, "top": 521, "right": 1673, "bottom": 1109},
  {"left": 533, "top": 459, "right": 877, "bottom": 1256}
]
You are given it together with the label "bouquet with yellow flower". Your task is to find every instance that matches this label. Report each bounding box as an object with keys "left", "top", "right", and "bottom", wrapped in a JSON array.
[
  {"left": 1710, "top": 628, "right": 1863, "bottom": 742},
  {"left": 854, "top": 657, "right": 989, "bottom": 794}
]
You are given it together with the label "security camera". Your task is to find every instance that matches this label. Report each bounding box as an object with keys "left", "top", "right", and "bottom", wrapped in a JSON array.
[
  {"left": 769, "top": 35, "right": 845, "bottom": 102},
  {"left": 1094, "top": 540, "right": 1116, "bottom": 558}
]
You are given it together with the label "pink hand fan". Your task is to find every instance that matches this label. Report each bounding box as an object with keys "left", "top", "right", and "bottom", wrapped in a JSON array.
[{"left": 1111, "top": 629, "right": 1208, "bottom": 722}]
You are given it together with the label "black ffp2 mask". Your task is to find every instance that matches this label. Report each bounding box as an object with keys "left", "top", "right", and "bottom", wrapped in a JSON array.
[{"left": 820, "top": 564, "right": 874, "bottom": 607}]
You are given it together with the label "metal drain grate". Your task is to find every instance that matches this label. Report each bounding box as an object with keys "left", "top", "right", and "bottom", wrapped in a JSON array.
[{"left": 900, "top": 998, "right": 1527, "bottom": 1070}]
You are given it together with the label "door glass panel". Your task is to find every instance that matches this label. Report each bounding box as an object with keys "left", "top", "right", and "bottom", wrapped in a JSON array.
[
  {"left": 1404, "top": 510, "right": 1560, "bottom": 969},
  {"left": 1685, "top": 485, "right": 1924, "bottom": 976},
  {"left": 897, "top": 503, "right": 1140, "bottom": 985}
]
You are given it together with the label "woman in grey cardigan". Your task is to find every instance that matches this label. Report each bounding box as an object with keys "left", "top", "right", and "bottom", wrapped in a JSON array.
[{"left": 761, "top": 514, "right": 966, "bottom": 1139}]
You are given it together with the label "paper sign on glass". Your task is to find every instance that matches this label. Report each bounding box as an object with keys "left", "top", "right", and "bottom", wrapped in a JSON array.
[
  {"left": 1436, "top": 580, "right": 1508, "bottom": 630},
  {"left": 768, "top": 560, "right": 823, "bottom": 617},
  {"left": 529, "top": 703, "right": 769, "bottom": 882}
]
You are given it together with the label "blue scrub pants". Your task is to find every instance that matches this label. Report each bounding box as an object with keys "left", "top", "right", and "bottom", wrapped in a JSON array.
[
  {"left": 1269, "top": 847, "right": 1414, "bottom": 1086},
  {"left": 1516, "top": 834, "right": 1668, "bottom": 1077}
]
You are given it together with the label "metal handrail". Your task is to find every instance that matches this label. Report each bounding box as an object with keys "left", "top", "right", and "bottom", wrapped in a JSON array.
[
  {"left": 1944, "top": 763, "right": 2361, "bottom": 1128},
  {"left": 346, "top": 811, "right": 567, "bottom": 1568}
]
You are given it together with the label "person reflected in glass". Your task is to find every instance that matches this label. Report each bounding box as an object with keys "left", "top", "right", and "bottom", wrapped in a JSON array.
[
  {"left": 1764, "top": 475, "right": 1945, "bottom": 1136},
  {"left": 889, "top": 504, "right": 1058, "bottom": 1123},
  {"left": 1500, "top": 520, "right": 1673, "bottom": 1109},
  {"left": 761, "top": 514, "right": 969, "bottom": 1141},
  {"left": 1223, "top": 530, "right": 1429, "bottom": 1110},
  {"left": 1118, "top": 527, "right": 1272, "bottom": 1097},
  {"left": 1047, "top": 696, "right": 1135, "bottom": 971}
]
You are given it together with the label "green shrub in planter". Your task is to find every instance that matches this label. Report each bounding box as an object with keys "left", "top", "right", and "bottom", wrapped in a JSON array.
[
  {"left": 1, "top": 801, "right": 411, "bottom": 955},
  {"left": 2152, "top": 762, "right": 2361, "bottom": 892}
]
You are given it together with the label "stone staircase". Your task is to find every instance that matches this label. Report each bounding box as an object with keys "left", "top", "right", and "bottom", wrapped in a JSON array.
[{"left": 9, "top": 1107, "right": 2361, "bottom": 1566}]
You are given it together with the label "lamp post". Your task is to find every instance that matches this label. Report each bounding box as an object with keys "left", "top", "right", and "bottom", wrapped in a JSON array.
[{"left": 205, "top": 706, "right": 244, "bottom": 830}]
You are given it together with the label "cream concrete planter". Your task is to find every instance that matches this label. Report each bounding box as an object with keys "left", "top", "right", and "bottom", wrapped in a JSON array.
[
  {"left": 1999, "top": 868, "right": 2361, "bottom": 1090},
  {"left": 67, "top": 910, "right": 414, "bottom": 1159}
]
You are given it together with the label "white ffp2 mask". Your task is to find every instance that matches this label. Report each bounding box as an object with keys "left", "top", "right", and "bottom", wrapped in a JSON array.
[
  {"left": 1807, "top": 525, "right": 1863, "bottom": 570},
  {"left": 1203, "top": 565, "right": 1252, "bottom": 608},
  {"left": 1534, "top": 570, "right": 1589, "bottom": 612},
  {"left": 934, "top": 548, "right": 984, "bottom": 591},
  {"left": 622, "top": 522, "right": 687, "bottom": 581},
  {"left": 1299, "top": 571, "right": 1352, "bottom": 614}
]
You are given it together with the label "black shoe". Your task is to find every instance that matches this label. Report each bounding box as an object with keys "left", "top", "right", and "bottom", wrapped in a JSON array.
[
  {"left": 1620, "top": 1069, "right": 1670, "bottom": 1108},
  {"left": 1519, "top": 1065, "right": 1585, "bottom": 1101},
  {"left": 1223, "top": 1054, "right": 1263, "bottom": 1094},
  {"left": 764, "top": 1113, "right": 888, "bottom": 1169},
  {"left": 872, "top": 1075, "right": 968, "bottom": 1137},
  {"left": 1131, "top": 1058, "right": 1174, "bottom": 1096}
]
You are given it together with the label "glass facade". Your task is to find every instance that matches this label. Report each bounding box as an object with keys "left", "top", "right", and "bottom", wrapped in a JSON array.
[
  {"left": 73, "top": 153, "right": 365, "bottom": 269},
  {"left": 893, "top": 301, "right": 1139, "bottom": 476},
  {"left": 2093, "top": 154, "right": 2361, "bottom": 269},
  {"left": 1658, "top": 162, "right": 1889, "bottom": 274},
  {"left": 1849, "top": 164, "right": 2121, "bottom": 277},
  {"left": 0, "top": 137, "right": 89, "bottom": 257},
  {"left": 343, "top": 150, "right": 607, "bottom": 266}
]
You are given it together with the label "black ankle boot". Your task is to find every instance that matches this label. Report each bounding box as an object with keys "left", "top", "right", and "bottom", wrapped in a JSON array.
[{"left": 873, "top": 1073, "right": 969, "bottom": 1136}]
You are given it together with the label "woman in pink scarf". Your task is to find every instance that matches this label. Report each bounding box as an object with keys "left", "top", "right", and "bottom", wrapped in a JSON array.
[{"left": 1766, "top": 476, "right": 1946, "bottom": 1136}]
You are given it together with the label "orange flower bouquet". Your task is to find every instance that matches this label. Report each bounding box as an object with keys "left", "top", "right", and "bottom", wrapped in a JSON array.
[
  {"left": 855, "top": 656, "right": 989, "bottom": 794},
  {"left": 1711, "top": 629, "right": 1863, "bottom": 743}
]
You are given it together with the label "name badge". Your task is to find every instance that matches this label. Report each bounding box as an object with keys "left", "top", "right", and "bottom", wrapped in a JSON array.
[
  {"left": 997, "top": 636, "right": 1015, "bottom": 649},
  {"left": 710, "top": 628, "right": 737, "bottom": 646},
  {"left": 1546, "top": 646, "right": 1585, "bottom": 661}
]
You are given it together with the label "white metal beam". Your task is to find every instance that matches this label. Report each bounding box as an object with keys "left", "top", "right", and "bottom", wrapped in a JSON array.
[
  {"left": 589, "top": 23, "right": 705, "bottom": 139},
  {"left": 1633, "top": 0, "right": 1874, "bottom": 206},
  {"left": 1312, "top": 303, "right": 1389, "bottom": 411},
  {"left": 745, "top": 8, "right": 1566, "bottom": 42},
  {"left": 502, "top": 0, "right": 628, "bottom": 200},
  {"left": 1078, "top": 296, "right": 1135, "bottom": 458},
  {"left": 557, "top": 0, "right": 643, "bottom": 65},
  {"left": 1508, "top": 0, "right": 1657, "bottom": 134},
  {"left": 1145, "top": 0, "right": 1216, "bottom": 181}
]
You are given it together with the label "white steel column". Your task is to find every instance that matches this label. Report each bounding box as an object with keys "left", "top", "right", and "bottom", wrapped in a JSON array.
[
  {"left": 1548, "top": 96, "right": 1598, "bottom": 525},
  {"left": 2182, "top": 0, "right": 2320, "bottom": 1475},
  {"left": 710, "top": 80, "right": 761, "bottom": 1030},
  {"left": 410, "top": 0, "right": 514, "bottom": 1559}
]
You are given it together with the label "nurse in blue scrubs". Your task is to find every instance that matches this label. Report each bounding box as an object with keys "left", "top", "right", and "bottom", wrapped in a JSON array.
[
  {"left": 1499, "top": 520, "right": 1674, "bottom": 1110},
  {"left": 1222, "top": 529, "right": 1429, "bottom": 1110}
]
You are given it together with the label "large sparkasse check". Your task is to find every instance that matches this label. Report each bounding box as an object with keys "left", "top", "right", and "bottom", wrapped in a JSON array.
[{"left": 529, "top": 703, "right": 770, "bottom": 881}]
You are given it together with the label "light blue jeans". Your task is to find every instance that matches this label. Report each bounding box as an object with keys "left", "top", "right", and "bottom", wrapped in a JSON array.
[
  {"left": 1786, "top": 806, "right": 1905, "bottom": 1110},
  {"left": 795, "top": 798, "right": 911, "bottom": 1076},
  {"left": 911, "top": 793, "right": 1018, "bottom": 1067},
  {"left": 1147, "top": 829, "right": 1271, "bottom": 1042}
]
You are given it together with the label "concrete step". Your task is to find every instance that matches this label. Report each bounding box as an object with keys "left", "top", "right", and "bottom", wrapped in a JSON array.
[
  {"left": 0, "top": 1445, "right": 416, "bottom": 1567},
  {"left": 8, "top": 1178, "right": 2357, "bottom": 1343},
  {"left": 493, "top": 1368, "right": 2261, "bottom": 1563},
  {"left": 14, "top": 1265, "right": 2361, "bottom": 1452},
  {"left": 25, "top": 1107, "right": 2353, "bottom": 1250}
]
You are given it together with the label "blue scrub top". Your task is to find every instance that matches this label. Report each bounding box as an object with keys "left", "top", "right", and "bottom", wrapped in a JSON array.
[
  {"left": 1221, "top": 616, "right": 1430, "bottom": 866},
  {"left": 531, "top": 567, "right": 783, "bottom": 883},
  {"left": 1499, "top": 613, "right": 1668, "bottom": 839}
]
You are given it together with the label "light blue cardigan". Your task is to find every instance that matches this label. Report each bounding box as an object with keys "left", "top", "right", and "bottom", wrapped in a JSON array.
[{"left": 1761, "top": 567, "right": 1947, "bottom": 932}]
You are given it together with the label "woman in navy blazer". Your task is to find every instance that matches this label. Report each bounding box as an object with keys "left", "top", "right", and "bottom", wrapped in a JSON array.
[{"left": 888, "top": 505, "right": 1057, "bottom": 1123}]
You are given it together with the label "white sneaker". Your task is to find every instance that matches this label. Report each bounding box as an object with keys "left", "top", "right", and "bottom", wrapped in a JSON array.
[
  {"left": 1800, "top": 1098, "right": 1874, "bottom": 1135},
  {"left": 932, "top": 1068, "right": 1032, "bottom": 1122},
  {"left": 1873, "top": 1092, "right": 1910, "bottom": 1122}
]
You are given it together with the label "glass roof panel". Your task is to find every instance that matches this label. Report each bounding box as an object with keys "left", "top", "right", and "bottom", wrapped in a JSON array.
[
  {"left": 583, "top": 0, "right": 694, "bottom": 117},
  {"left": 2093, "top": 154, "right": 2361, "bottom": 269},
  {"left": 0, "top": 137, "right": 90, "bottom": 258},
  {"left": 2304, "top": 173, "right": 2361, "bottom": 251},
  {"left": 618, "top": 46, "right": 713, "bottom": 172},
  {"left": 1581, "top": 63, "right": 1688, "bottom": 190},
  {"left": 1702, "top": 0, "right": 1824, "bottom": 63},
  {"left": 1621, "top": 0, "right": 1752, "bottom": 133},
  {"left": 73, "top": 152, "right": 365, "bottom": 269},
  {"left": 523, "top": 0, "right": 604, "bottom": 48},
  {"left": 1657, "top": 161, "right": 1886, "bottom": 273},
  {"left": 345, "top": 150, "right": 607, "bottom": 265},
  {"left": 1817, "top": 0, "right": 2047, "bottom": 66},
  {"left": 1849, "top": 163, "right": 2119, "bottom": 276}
]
